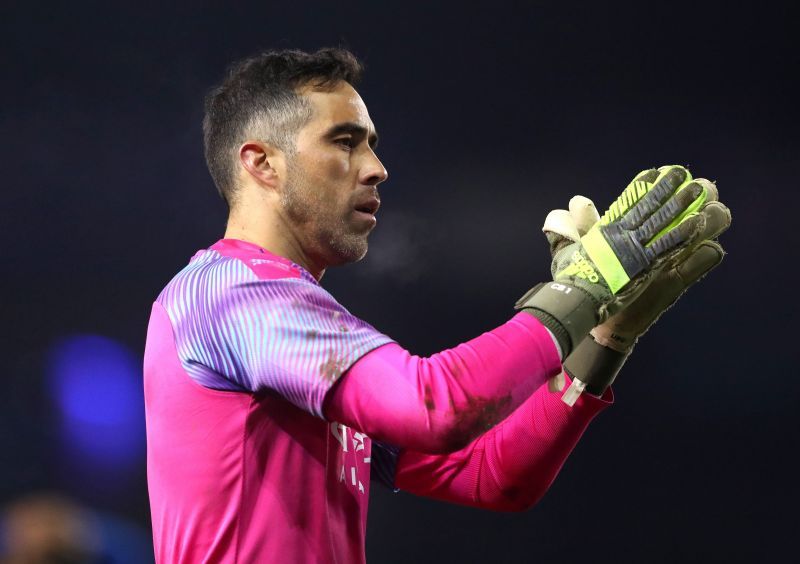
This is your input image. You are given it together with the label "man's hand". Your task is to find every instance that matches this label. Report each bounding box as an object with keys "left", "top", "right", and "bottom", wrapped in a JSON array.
[
  {"left": 542, "top": 168, "right": 731, "bottom": 401},
  {"left": 516, "top": 165, "right": 711, "bottom": 358}
]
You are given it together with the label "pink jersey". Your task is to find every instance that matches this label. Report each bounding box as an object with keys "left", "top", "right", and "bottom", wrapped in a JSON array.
[
  {"left": 144, "top": 239, "right": 393, "bottom": 563},
  {"left": 145, "top": 238, "right": 610, "bottom": 562}
]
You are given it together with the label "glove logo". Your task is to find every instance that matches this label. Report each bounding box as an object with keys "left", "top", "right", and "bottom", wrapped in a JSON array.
[{"left": 557, "top": 251, "right": 600, "bottom": 283}]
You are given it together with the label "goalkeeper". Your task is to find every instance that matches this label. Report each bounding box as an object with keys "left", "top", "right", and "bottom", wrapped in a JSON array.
[{"left": 143, "top": 47, "right": 732, "bottom": 564}]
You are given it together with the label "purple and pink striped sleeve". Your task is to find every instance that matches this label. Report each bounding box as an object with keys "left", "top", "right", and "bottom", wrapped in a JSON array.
[{"left": 156, "top": 241, "right": 394, "bottom": 418}]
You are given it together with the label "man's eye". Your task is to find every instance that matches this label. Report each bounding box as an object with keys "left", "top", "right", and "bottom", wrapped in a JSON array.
[{"left": 334, "top": 137, "right": 355, "bottom": 150}]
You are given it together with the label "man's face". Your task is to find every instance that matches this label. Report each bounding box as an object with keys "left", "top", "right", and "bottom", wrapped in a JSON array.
[{"left": 280, "top": 81, "right": 388, "bottom": 266}]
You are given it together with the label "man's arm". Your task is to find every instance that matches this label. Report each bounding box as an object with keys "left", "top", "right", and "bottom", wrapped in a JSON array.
[
  {"left": 325, "top": 166, "right": 716, "bottom": 454},
  {"left": 323, "top": 312, "right": 562, "bottom": 454}
]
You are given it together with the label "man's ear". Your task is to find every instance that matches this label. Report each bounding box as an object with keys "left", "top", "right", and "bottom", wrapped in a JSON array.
[{"left": 238, "top": 140, "right": 284, "bottom": 189}]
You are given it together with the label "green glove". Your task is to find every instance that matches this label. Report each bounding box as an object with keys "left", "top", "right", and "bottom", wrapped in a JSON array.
[
  {"left": 542, "top": 174, "right": 731, "bottom": 402},
  {"left": 517, "top": 165, "right": 709, "bottom": 357}
]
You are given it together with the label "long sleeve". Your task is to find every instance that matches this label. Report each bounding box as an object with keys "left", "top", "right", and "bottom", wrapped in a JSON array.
[
  {"left": 323, "top": 313, "right": 562, "bottom": 454},
  {"left": 392, "top": 376, "right": 612, "bottom": 511}
]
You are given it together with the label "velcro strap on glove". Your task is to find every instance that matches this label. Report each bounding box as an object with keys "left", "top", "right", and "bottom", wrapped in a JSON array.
[
  {"left": 563, "top": 334, "right": 630, "bottom": 395},
  {"left": 515, "top": 282, "right": 600, "bottom": 356}
]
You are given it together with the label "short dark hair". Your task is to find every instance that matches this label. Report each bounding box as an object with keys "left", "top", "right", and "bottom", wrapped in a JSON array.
[{"left": 203, "top": 48, "right": 364, "bottom": 206}]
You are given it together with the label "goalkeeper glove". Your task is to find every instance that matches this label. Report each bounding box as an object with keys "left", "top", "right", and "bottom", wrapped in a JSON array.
[
  {"left": 542, "top": 170, "right": 731, "bottom": 401},
  {"left": 516, "top": 165, "right": 710, "bottom": 358}
]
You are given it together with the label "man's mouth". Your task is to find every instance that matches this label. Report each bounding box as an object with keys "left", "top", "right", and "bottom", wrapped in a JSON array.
[{"left": 354, "top": 197, "right": 380, "bottom": 216}]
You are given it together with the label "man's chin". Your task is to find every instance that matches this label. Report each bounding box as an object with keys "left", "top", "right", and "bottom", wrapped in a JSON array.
[
  {"left": 340, "top": 245, "right": 369, "bottom": 265},
  {"left": 326, "top": 236, "right": 369, "bottom": 266}
]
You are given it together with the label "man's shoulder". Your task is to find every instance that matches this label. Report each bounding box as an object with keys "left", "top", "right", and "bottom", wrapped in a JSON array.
[
  {"left": 157, "top": 240, "right": 323, "bottom": 309},
  {"left": 164, "top": 240, "right": 306, "bottom": 291}
]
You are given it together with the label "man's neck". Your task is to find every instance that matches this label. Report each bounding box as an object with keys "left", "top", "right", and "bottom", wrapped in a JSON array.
[{"left": 224, "top": 216, "right": 326, "bottom": 281}]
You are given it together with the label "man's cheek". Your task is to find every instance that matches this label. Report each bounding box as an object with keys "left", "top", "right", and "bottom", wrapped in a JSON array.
[{"left": 324, "top": 154, "right": 350, "bottom": 177}]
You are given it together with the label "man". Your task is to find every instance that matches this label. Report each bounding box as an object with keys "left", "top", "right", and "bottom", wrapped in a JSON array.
[{"left": 143, "top": 48, "right": 730, "bottom": 563}]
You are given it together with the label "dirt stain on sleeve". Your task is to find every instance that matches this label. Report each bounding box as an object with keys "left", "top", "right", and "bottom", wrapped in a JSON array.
[
  {"left": 320, "top": 352, "right": 347, "bottom": 383},
  {"left": 424, "top": 384, "right": 435, "bottom": 410},
  {"left": 442, "top": 393, "right": 513, "bottom": 451}
]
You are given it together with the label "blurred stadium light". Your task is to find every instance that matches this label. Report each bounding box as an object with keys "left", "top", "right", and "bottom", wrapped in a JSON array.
[{"left": 46, "top": 335, "right": 145, "bottom": 471}]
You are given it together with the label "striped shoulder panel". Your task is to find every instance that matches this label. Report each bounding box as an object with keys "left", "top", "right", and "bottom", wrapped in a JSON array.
[{"left": 156, "top": 249, "right": 395, "bottom": 417}]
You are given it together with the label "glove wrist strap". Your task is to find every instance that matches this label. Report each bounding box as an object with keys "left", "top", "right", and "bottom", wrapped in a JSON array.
[
  {"left": 563, "top": 334, "right": 631, "bottom": 395},
  {"left": 515, "top": 282, "right": 599, "bottom": 356}
]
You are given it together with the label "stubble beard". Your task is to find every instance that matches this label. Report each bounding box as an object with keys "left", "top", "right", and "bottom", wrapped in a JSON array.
[{"left": 281, "top": 157, "right": 370, "bottom": 266}]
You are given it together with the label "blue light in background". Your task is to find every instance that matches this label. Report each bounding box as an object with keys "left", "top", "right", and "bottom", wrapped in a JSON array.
[{"left": 46, "top": 334, "right": 145, "bottom": 470}]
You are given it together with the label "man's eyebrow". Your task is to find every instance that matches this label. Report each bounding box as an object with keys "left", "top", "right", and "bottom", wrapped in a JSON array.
[{"left": 324, "top": 122, "right": 379, "bottom": 149}]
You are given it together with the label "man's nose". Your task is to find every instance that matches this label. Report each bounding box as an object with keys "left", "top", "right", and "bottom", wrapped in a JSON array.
[{"left": 361, "top": 151, "right": 389, "bottom": 186}]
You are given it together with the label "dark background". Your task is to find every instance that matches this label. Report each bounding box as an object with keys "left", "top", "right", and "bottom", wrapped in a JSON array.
[{"left": 2, "top": 1, "right": 798, "bottom": 562}]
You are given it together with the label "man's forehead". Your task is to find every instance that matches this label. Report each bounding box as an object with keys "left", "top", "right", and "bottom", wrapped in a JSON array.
[{"left": 300, "top": 82, "right": 376, "bottom": 133}]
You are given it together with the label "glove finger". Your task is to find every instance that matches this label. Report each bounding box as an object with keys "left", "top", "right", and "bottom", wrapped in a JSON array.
[
  {"left": 543, "top": 209, "right": 579, "bottom": 257},
  {"left": 674, "top": 240, "right": 725, "bottom": 286},
  {"left": 644, "top": 212, "right": 706, "bottom": 260},
  {"left": 646, "top": 177, "right": 720, "bottom": 245},
  {"left": 634, "top": 181, "right": 705, "bottom": 245},
  {"left": 696, "top": 200, "right": 731, "bottom": 240},
  {"left": 600, "top": 169, "right": 659, "bottom": 226},
  {"left": 667, "top": 201, "right": 731, "bottom": 266},
  {"left": 694, "top": 178, "right": 719, "bottom": 203},
  {"left": 545, "top": 231, "right": 574, "bottom": 256},
  {"left": 616, "top": 166, "right": 691, "bottom": 230},
  {"left": 568, "top": 195, "right": 600, "bottom": 236},
  {"left": 543, "top": 209, "right": 579, "bottom": 240},
  {"left": 653, "top": 178, "right": 719, "bottom": 246}
]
